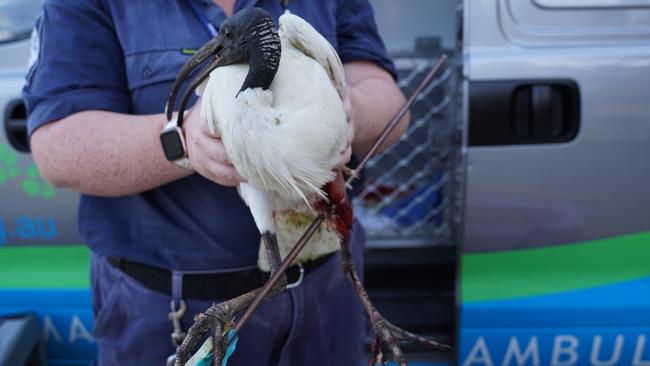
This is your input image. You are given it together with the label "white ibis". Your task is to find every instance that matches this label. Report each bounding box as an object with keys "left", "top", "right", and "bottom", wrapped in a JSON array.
[
  {"left": 167, "top": 8, "right": 350, "bottom": 274},
  {"left": 166, "top": 7, "right": 449, "bottom": 366}
]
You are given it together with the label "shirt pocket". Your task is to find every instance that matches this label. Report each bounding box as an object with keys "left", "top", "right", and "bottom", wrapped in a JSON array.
[
  {"left": 125, "top": 49, "right": 191, "bottom": 91},
  {"left": 124, "top": 49, "right": 195, "bottom": 114}
]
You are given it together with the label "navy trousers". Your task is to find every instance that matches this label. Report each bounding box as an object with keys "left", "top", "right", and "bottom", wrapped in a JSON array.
[{"left": 90, "top": 224, "right": 366, "bottom": 365}]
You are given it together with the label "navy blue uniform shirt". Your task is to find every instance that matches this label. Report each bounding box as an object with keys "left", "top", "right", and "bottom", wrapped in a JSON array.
[{"left": 23, "top": 0, "right": 396, "bottom": 271}]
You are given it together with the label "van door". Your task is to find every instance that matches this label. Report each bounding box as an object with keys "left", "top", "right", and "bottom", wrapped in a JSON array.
[
  {"left": 0, "top": 39, "right": 81, "bottom": 248},
  {"left": 460, "top": 1, "right": 650, "bottom": 365}
]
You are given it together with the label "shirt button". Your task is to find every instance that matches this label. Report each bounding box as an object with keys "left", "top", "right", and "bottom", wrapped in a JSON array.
[{"left": 142, "top": 66, "right": 153, "bottom": 80}]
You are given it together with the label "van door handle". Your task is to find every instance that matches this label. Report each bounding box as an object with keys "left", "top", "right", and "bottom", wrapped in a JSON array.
[
  {"left": 469, "top": 80, "right": 580, "bottom": 146},
  {"left": 4, "top": 99, "right": 30, "bottom": 152}
]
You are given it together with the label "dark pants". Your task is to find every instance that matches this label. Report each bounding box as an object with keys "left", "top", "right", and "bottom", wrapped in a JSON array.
[{"left": 90, "top": 225, "right": 366, "bottom": 366}]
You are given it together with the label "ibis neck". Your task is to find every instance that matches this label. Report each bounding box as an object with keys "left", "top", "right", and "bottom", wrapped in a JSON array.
[
  {"left": 240, "top": 49, "right": 278, "bottom": 92},
  {"left": 240, "top": 20, "right": 281, "bottom": 92}
]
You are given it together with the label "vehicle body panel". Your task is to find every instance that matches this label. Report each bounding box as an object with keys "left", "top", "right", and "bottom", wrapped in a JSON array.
[
  {"left": 460, "top": 0, "right": 650, "bottom": 364},
  {"left": 1, "top": 246, "right": 94, "bottom": 366},
  {"left": 0, "top": 39, "right": 80, "bottom": 248}
]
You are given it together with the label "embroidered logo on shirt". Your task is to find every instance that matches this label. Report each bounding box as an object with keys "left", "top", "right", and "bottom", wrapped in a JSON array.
[{"left": 25, "top": 14, "right": 43, "bottom": 86}]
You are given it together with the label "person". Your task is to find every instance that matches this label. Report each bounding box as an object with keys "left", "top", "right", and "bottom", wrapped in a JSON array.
[{"left": 23, "top": 0, "right": 409, "bottom": 365}]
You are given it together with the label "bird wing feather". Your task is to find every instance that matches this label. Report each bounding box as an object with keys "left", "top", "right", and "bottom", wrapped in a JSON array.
[
  {"left": 200, "top": 14, "right": 347, "bottom": 207},
  {"left": 279, "top": 12, "right": 347, "bottom": 98}
]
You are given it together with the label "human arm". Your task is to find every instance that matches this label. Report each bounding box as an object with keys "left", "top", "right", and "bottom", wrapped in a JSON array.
[
  {"left": 31, "top": 111, "right": 189, "bottom": 196},
  {"left": 30, "top": 102, "right": 243, "bottom": 197},
  {"left": 25, "top": 1, "right": 241, "bottom": 197},
  {"left": 344, "top": 61, "right": 409, "bottom": 157},
  {"left": 335, "top": 0, "right": 409, "bottom": 160}
]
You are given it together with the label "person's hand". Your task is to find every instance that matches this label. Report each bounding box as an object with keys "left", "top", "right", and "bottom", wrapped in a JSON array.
[
  {"left": 341, "top": 88, "right": 359, "bottom": 166},
  {"left": 183, "top": 98, "right": 245, "bottom": 186}
]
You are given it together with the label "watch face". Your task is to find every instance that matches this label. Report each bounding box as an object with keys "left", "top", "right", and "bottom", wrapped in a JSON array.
[{"left": 160, "top": 129, "right": 186, "bottom": 161}]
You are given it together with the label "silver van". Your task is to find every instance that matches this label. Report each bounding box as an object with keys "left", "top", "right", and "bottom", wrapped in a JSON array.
[{"left": 1, "top": 1, "right": 649, "bottom": 365}]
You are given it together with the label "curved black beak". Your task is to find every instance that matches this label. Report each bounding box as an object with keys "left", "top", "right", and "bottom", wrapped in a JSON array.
[{"left": 165, "top": 34, "right": 234, "bottom": 127}]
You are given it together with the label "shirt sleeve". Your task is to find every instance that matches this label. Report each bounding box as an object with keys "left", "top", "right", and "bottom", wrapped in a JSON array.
[
  {"left": 335, "top": 0, "right": 397, "bottom": 80},
  {"left": 22, "top": 0, "right": 130, "bottom": 136}
]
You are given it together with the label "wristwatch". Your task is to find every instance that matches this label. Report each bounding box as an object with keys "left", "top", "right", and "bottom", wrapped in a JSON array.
[{"left": 160, "top": 113, "right": 193, "bottom": 170}]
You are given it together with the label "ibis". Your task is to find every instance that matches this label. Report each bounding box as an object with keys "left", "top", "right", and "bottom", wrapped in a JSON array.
[{"left": 166, "top": 7, "right": 447, "bottom": 366}]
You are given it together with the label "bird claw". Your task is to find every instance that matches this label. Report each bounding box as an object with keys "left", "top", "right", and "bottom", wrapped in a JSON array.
[
  {"left": 173, "top": 273, "right": 288, "bottom": 366},
  {"left": 341, "top": 166, "right": 358, "bottom": 189},
  {"left": 339, "top": 239, "right": 451, "bottom": 366},
  {"left": 368, "top": 336, "right": 387, "bottom": 366},
  {"left": 367, "top": 308, "right": 452, "bottom": 366},
  {"left": 173, "top": 305, "right": 232, "bottom": 366},
  {"left": 174, "top": 290, "right": 258, "bottom": 366}
]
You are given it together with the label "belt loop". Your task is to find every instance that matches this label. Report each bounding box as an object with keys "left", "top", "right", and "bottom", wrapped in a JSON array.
[
  {"left": 285, "top": 262, "right": 304, "bottom": 289},
  {"left": 169, "top": 271, "right": 187, "bottom": 348},
  {"left": 172, "top": 271, "right": 184, "bottom": 308}
]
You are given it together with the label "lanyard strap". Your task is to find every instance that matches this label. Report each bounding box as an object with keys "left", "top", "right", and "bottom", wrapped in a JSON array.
[
  {"left": 187, "top": 0, "right": 290, "bottom": 38},
  {"left": 186, "top": 0, "right": 219, "bottom": 37}
]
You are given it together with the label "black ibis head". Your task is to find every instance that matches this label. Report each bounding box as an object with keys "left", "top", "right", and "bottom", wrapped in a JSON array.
[{"left": 166, "top": 7, "right": 281, "bottom": 125}]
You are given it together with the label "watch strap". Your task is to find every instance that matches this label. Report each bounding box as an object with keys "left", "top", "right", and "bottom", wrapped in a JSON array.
[{"left": 163, "top": 115, "right": 193, "bottom": 170}]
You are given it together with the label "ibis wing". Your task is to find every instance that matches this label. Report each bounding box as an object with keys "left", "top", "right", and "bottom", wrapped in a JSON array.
[{"left": 279, "top": 13, "right": 346, "bottom": 98}]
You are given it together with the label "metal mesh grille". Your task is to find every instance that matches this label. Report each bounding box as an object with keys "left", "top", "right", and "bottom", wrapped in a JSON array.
[{"left": 354, "top": 55, "right": 462, "bottom": 248}]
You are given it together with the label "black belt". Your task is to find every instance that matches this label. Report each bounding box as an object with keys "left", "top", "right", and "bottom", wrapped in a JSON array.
[{"left": 107, "top": 254, "right": 333, "bottom": 300}]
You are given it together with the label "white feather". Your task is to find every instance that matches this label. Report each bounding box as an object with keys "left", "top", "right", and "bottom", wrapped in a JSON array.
[
  {"left": 204, "top": 50, "right": 346, "bottom": 202},
  {"left": 238, "top": 183, "right": 275, "bottom": 234},
  {"left": 278, "top": 12, "right": 346, "bottom": 98}
]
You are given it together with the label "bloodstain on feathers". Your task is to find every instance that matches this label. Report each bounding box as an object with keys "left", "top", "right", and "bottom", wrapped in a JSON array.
[{"left": 315, "top": 170, "right": 354, "bottom": 241}]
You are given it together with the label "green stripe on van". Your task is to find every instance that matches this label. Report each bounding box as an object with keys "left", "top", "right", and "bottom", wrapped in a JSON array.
[
  {"left": 0, "top": 245, "right": 89, "bottom": 288},
  {"left": 461, "top": 231, "right": 650, "bottom": 303}
]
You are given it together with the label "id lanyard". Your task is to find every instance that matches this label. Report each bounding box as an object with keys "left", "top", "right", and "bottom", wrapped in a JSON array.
[
  {"left": 186, "top": 0, "right": 291, "bottom": 38},
  {"left": 186, "top": 0, "right": 219, "bottom": 37}
]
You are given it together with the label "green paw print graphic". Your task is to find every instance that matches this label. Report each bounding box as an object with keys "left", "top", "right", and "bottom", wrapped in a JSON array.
[
  {"left": 22, "top": 164, "right": 55, "bottom": 199},
  {"left": 0, "top": 143, "right": 56, "bottom": 199},
  {"left": 0, "top": 143, "right": 20, "bottom": 184}
]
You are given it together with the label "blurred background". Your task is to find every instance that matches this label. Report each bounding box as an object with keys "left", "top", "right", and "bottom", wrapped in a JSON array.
[{"left": 1, "top": 0, "right": 650, "bottom": 365}]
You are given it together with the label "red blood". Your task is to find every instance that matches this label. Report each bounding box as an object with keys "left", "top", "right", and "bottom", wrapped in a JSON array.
[{"left": 316, "top": 170, "right": 354, "bottom": 240}]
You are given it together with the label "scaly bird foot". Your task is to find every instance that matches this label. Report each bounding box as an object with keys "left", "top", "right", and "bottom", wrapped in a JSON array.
[
  {"left": 174, "top": 289, "right": 259, "bottom": 366},
  {"left": 366, "top": 304, "right": 452, "bottom": 366},
  {"left": 339, "top": 239, "right": 452, "bottom": 366},
  {"left": 174, "top": 273, "right": 288, "bottom": 366}
]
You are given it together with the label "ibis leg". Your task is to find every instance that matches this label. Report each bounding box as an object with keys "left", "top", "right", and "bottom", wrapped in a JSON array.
[
  {"left": 261, "top": 232, "right": 284, "bottom": 276},
  {"left": 339, "top": 239, "right": 452, "bottom": 366},
  {"left": 174, "top": 233, "right": 287, "bottom": 366}
]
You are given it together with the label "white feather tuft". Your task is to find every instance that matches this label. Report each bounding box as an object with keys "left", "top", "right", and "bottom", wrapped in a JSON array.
[
  {"left": 257, "top": 204, "right": 341, "bottom": 272},
  {"left": 279, "top": 12, "right": 346, "bottom": 98},
  {"left": 238, "top": 183, "right": 275, "bottom": 233}
]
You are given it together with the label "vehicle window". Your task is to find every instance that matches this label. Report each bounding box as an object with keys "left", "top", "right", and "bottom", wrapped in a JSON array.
[
  {"left": 369, "top": 0, "right": 457, "bottom": 55},
  {"left": 0, "top": 0, "right": 42, "bottom": 44},
  {"left": 535, "top": 0, "right": 650, "bottom": 8}
]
